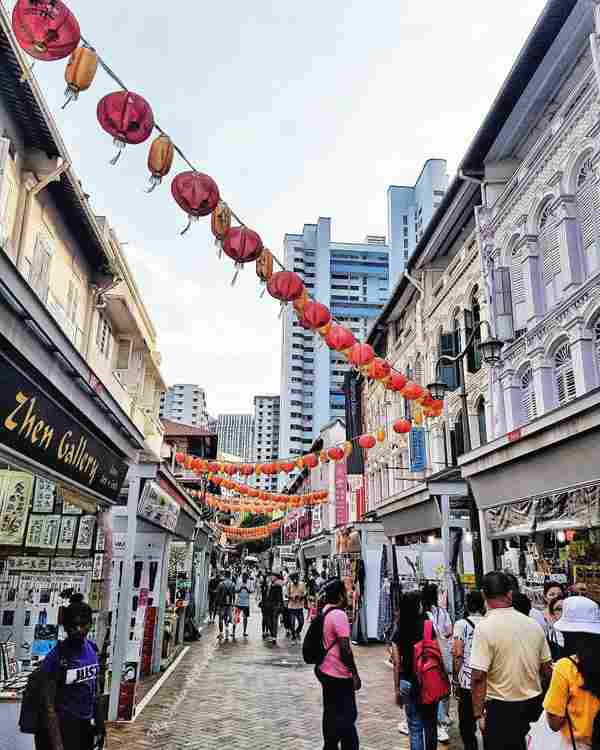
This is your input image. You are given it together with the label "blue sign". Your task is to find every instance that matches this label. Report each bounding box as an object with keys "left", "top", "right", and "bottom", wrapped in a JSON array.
[{"left": 410, "top": 427, "right": 427, "bottom": 472}]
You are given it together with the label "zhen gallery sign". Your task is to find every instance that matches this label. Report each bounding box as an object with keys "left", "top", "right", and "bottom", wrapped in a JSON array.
[{"left": 0, "top": 354, "right": 128, "bottom": 501}]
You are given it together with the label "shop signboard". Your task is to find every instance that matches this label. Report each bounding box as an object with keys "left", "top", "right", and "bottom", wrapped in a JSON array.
[
  {"left": 138, "top": 481, "right": 180, "bottom": 532},
  {"left": 410, "top": 427, "right": 427, "bottom": 472},
  {"left": 343, "top": 371, "right": 365, "bottom": 475},
  {"left": 0, "top": 354, "right": 128, "bottom": 501},
  {"left": 335, "top": 459, "right": 348, "bottom": 527}
]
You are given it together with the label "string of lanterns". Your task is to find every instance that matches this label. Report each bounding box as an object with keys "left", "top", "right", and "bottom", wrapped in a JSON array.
[
  {"left": 9, "top": 0, "right": 446, "bottom": 421},
  {"left": 200, "top": 492, "right": 327, "bottom": 514},
  {"left": 215, "top": 520, "right": 284, "bottom": 541}
]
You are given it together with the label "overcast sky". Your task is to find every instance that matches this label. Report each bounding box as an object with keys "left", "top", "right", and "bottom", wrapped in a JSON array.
[{"left": 28, "top": 0, "right": 547, "bottom": 416}]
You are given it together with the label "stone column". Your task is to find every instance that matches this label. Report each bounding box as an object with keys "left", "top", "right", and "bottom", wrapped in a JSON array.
[
  {"left": 500, "top": 368, "right": 522, "bottom": 432},
  {"left": 517, "top": 235, "right": 546, "bottom": 325},
  {"left": 567, "top": 317, "right": 597, "bottom": 395},
  {"left": 531, "top": 348, "right": 556, "bottom": 414}
]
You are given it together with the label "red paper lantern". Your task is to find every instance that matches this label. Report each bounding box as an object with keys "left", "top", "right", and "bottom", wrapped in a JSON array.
[
  {"left": 267, "top": 271, "right": 305, "bottom": 303},
  {"left": 348, "top": 343, "right": 375, "bottom": 367},
  {"left": 303, "top": 453, "right": 319, "bottom": 469},
  {"left": 358, "top": 434, "right": 376, "bottom": 450},
  {"left": 279, "top": 461, "right": 295, "bottom": 474},
  {"left": 207, "top": 462, "right": 220, "bottom": 474},
  {"left": 327, "top": 446, "right": 345, "bottom": 461},
  {"left": 240, "top": 464, "right": 254, "bottom": 477},
  {"left": 393, "top": 419, "right": 412, "bottom": 434},
  {"left": 302, "top": 301, "right": 331, "bottom": 330},
  {"left": 366, "top": 357, "right": 391, "bottom": 381},
  {"left": 222, "top": 226, "right": 263, "bottom": 265},
  {"left": 325, "top": 324, "right": 356, "bottom": 352},
  {"left": 211, "top": 476, "right": 223, "bottom": 486},
  {"left": 402, "top": 382, "right": 425, "bottom": 401},
  {"left": 97, "top": 91, "right": 154, "bottom": 164},
  {"left": 12, "top": 0, "right": 80, "bottom": 61},
  {"left": 175, "top": 452, "right": 185, "bottom": 465},
  {"left": 248, "top": 488, "right": 259, "bottom": 498},
  {"left": 386, "top": 373, "right": 408, "bottom": 392},
  {"left": 171, "top": 171, "right": 220, "bottom": 234}
]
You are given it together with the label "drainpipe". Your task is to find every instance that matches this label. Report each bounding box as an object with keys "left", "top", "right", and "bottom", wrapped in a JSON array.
[{"left": 14, "top": 158, "right": 70, "bottom": 269}]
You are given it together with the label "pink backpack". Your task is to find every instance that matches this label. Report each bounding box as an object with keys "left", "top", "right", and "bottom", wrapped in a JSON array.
[{"left": 413, "top": 620, "right": 450, "bottom": 705}]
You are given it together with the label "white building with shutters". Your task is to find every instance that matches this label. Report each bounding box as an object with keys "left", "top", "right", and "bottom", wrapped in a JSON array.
[{"left": 458, "top": 0, "right": 600, "bottom": 575}]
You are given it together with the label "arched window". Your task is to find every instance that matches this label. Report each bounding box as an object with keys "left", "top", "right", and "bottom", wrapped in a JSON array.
[
  {"left": 521, "top": 368, "right": 537, "bottom": 423},
  {"left": 511, "top": 245, "right": 527, "bottom": 333},
  {"left": 470, "top": 287, "right": 482, "bottom": 372},
  {"left": 477, "top": 398, "right": 487, "bottom": 446},
  {"left": 575, "top": 157, "right": 600, "bottom": 270},
  {"left": 539, "top": 202, "right": 561, "bottom": 308},
  {"left": 554, "top": 343, "right": 577, "bottom": 406}
]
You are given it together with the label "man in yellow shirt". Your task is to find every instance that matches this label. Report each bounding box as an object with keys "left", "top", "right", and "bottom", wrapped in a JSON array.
[
  {"left": 287, "top": 572, "right": 307, "bottom": 641},
  {"left": 470, "top": 572, "right": 553, "bottom": 750}
]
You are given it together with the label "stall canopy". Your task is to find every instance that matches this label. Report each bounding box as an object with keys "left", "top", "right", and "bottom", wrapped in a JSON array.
[{"left": 380, "top": 499, "right": 442, "bottom": 538}]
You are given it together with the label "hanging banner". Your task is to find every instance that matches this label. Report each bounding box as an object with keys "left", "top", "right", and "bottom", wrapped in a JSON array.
[
  {"left": 343, "top": 371, "right": 364, "bottom": 475},
  {"left": 410, "top": 427, "right": 426, "bottom": 472},
  {"left": 138, "top": 481, "right": 180, "bottom": 532},
  {"left": 335, "top": 458, "right": 348, "bottom": 527}
]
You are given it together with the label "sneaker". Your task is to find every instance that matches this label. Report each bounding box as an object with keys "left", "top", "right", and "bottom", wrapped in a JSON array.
[
  {"left": 397, "top": 720, "right": 409, "bottom": 735},
  {"left": 438, "top": 726, "right": 449, "bottom": 743}
]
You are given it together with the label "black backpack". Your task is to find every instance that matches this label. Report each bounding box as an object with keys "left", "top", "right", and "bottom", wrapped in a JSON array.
[
  {"left": 302, "top": 607, "right": 343, "bottom": 666},
  {"left": 19, "top": 642, "right": 67, "bottom": 734}
]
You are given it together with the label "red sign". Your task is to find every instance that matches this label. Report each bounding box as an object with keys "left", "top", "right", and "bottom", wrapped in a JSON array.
[
  {"left": 335, "top": 459, "right": 348, "bottom": 527},
  {"left": 507, "top": 428, "right": 522, "bottom": 443}
]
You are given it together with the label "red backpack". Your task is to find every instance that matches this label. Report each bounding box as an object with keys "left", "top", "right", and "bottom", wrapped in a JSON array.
[{"left": 413, "top": 619, "right": 450, "bottom": 705}]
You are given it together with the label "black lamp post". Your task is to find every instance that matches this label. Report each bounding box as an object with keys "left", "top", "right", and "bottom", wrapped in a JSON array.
[{"left": 427, "top": 319, "right": 503, "bottom": 586}]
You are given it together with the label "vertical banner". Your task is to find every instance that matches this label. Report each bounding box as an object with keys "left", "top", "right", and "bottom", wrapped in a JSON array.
[
  {"left": 335, "top": 459, "right": 348, "bottom": 527},
  {"left": 410, "top": 427, "right": 427, "bottom": 472},
  {"left": 343, "top": 371, "right": 365, "bottom": 475}
]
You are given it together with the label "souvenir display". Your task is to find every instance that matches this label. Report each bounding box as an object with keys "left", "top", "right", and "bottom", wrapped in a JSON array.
[
  {"left": 57, "top": 515, "right": 78, "bottom": 551},
  {"left": 75, "top": 515, "right": 96, "bottom": 552}
]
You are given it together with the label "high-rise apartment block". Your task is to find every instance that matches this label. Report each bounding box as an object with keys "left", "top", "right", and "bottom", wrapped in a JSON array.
[
  {"left": 160, "top": 383, "right": 209, "bottom": 428},
  {"left": 279, "top": 218, "right": 389, "bottom": 464},
  {"left": 217, "top": 414, "right": 254, "bottom": 460},
  {"left": 253, "top": 396, "right": 280, "bottom": 491},
  {"left": 387, "top": 159, "right": 449, "bottom": 285}
]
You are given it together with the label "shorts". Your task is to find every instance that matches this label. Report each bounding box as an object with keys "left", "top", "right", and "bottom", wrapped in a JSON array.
[
  {"left": 220, "top": 605, "right": 233, "bottom": 624},
  {"left": 237, "top": 606, "right": 250, "bottom": 617}
]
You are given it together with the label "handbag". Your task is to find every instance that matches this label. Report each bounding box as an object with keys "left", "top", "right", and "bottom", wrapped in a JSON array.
[{"left": 527, "top": 711, "right": 584, "bottom": 750}]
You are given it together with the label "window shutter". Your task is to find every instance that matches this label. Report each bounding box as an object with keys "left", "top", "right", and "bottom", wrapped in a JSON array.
[
  {"left": 30, "top": 238, "right": 51, "bottom": 304},
  {"left": 510, "top": 250, "right": 525, "bottom": 303},
  {"left": 454, "top": 413, "right": 465, "bottom": 457},
  {"left": 116, "top": 339, "right": 132, "bottom": 370},
  {"left": 494, "top": 266, "right": 515, "bottom": 341},
  {"left": 540, "top": 207, "right": 561, "bottom": 292},
  {"left": 521, "top": 368, "right": 537, "bottom": 423},
  {"left": 0, "top": 137, "right": 11, "bottom": 230},
  {"left": 554, "top": 344, "right": 576, "bottom": 406},
  {"left": 576, "top": 161, "right": 600, "bottom": 257},
  {"left": 465, "top": 308, "right": 478, "bottom": 373},
  {"left": 439, "top": 333, "right": 458, "bottom": 391}
]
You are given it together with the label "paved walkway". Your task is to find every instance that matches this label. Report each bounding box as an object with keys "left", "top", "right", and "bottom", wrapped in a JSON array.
[{"left": 108, "top": 607, "right": 461, "bottom": 750}]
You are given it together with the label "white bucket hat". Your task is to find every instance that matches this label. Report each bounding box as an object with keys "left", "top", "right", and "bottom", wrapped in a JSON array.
[{"left": 554, "top": 596, "right": 600, "bottom": 635}]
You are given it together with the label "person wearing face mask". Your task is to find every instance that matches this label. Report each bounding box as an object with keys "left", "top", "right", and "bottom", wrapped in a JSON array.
[
  {"left": 35, "top": 594, "right": 100, "bottom": 750},
  {"left": 531, "top": 582, "right": 566, "bottom": 661}
]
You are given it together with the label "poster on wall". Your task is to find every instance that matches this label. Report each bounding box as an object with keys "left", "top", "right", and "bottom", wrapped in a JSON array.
[
  {"left": 32, "top": 478, "right": 56, "bottom": 513},
  {"left": 57, "top": 515, "right": 78, "bottom": 551},
  {"left": 410, "top": 428, "right": 427, "bottom": 472},
  {"left": 75, "top": 515, "right": 96, "bottom": 552},
  {"left": 0, "top": 471, "right": 35, "bottom": 545},
  {"left": 25, "top": 514, "right": 61, "bottom": 549},
  {"left": 138, "top": 481, "right": 180, "bottom": 532}
]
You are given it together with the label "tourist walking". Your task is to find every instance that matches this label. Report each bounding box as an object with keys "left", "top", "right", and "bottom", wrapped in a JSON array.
[
  {"left": 287, "top": 571, "right": 307, "bottom": 641},
  {"left": 470, "top": 572, "right": 553, "bottom": 750},
  {"left": 29, "top": 594, "right": 100, "bottom": 750},
  {"left": 258, "top": 571, "right": 271, "bottom": 639},
  {"left": 315, "top": 578, "right": 361, "bottom": 750},
  {"left": 234, "top": 572, "right": 252, "bottom": 639},
  {"left": 543, "top": 596, "right": 600, "bottom": 748},
  {"left": 266, "top": 571, "right": 285, "bottom": 643},
  {"left": 392, "top": 590, "right": 447, "bottom": 750},
  {"left": 452, "top": 590, "right": 486, "bottom": 750},
  {"left": 531, "top": 581, "right": 566, "bottom": 661},
  {"left": 422, "top": 582, "right": 453, "bottom": 743},
  {"left": 215, "top": 570, "right": 236, "bottom": 642},
  {"left": 208, "top": 571, "right": 220, "bottom": 624}
]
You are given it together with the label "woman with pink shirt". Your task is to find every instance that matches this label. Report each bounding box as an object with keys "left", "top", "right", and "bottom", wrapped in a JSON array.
[{"left": 316, "top": 579, "right": 362, "bottom": 750}]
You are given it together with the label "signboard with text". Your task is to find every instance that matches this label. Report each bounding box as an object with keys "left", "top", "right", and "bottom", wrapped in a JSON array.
[
  {"left": 0, "top": 353, "right": 128, "bottom": 501},
  {"left": 335, "top": 458, "right": 348, "bottom": 527},
  {"left": 410, "top": 427, "right": 427, "bottom": 472}
]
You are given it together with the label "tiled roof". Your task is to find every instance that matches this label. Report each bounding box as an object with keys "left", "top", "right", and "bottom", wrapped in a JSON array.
[{"left": 161, "top": 419, "right": 216, "bottom": 437}]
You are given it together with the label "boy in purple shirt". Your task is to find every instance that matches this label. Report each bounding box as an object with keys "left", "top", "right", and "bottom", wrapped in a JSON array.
[{"left": 36, "top": 594, "right": 99, "bottom": 750}]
